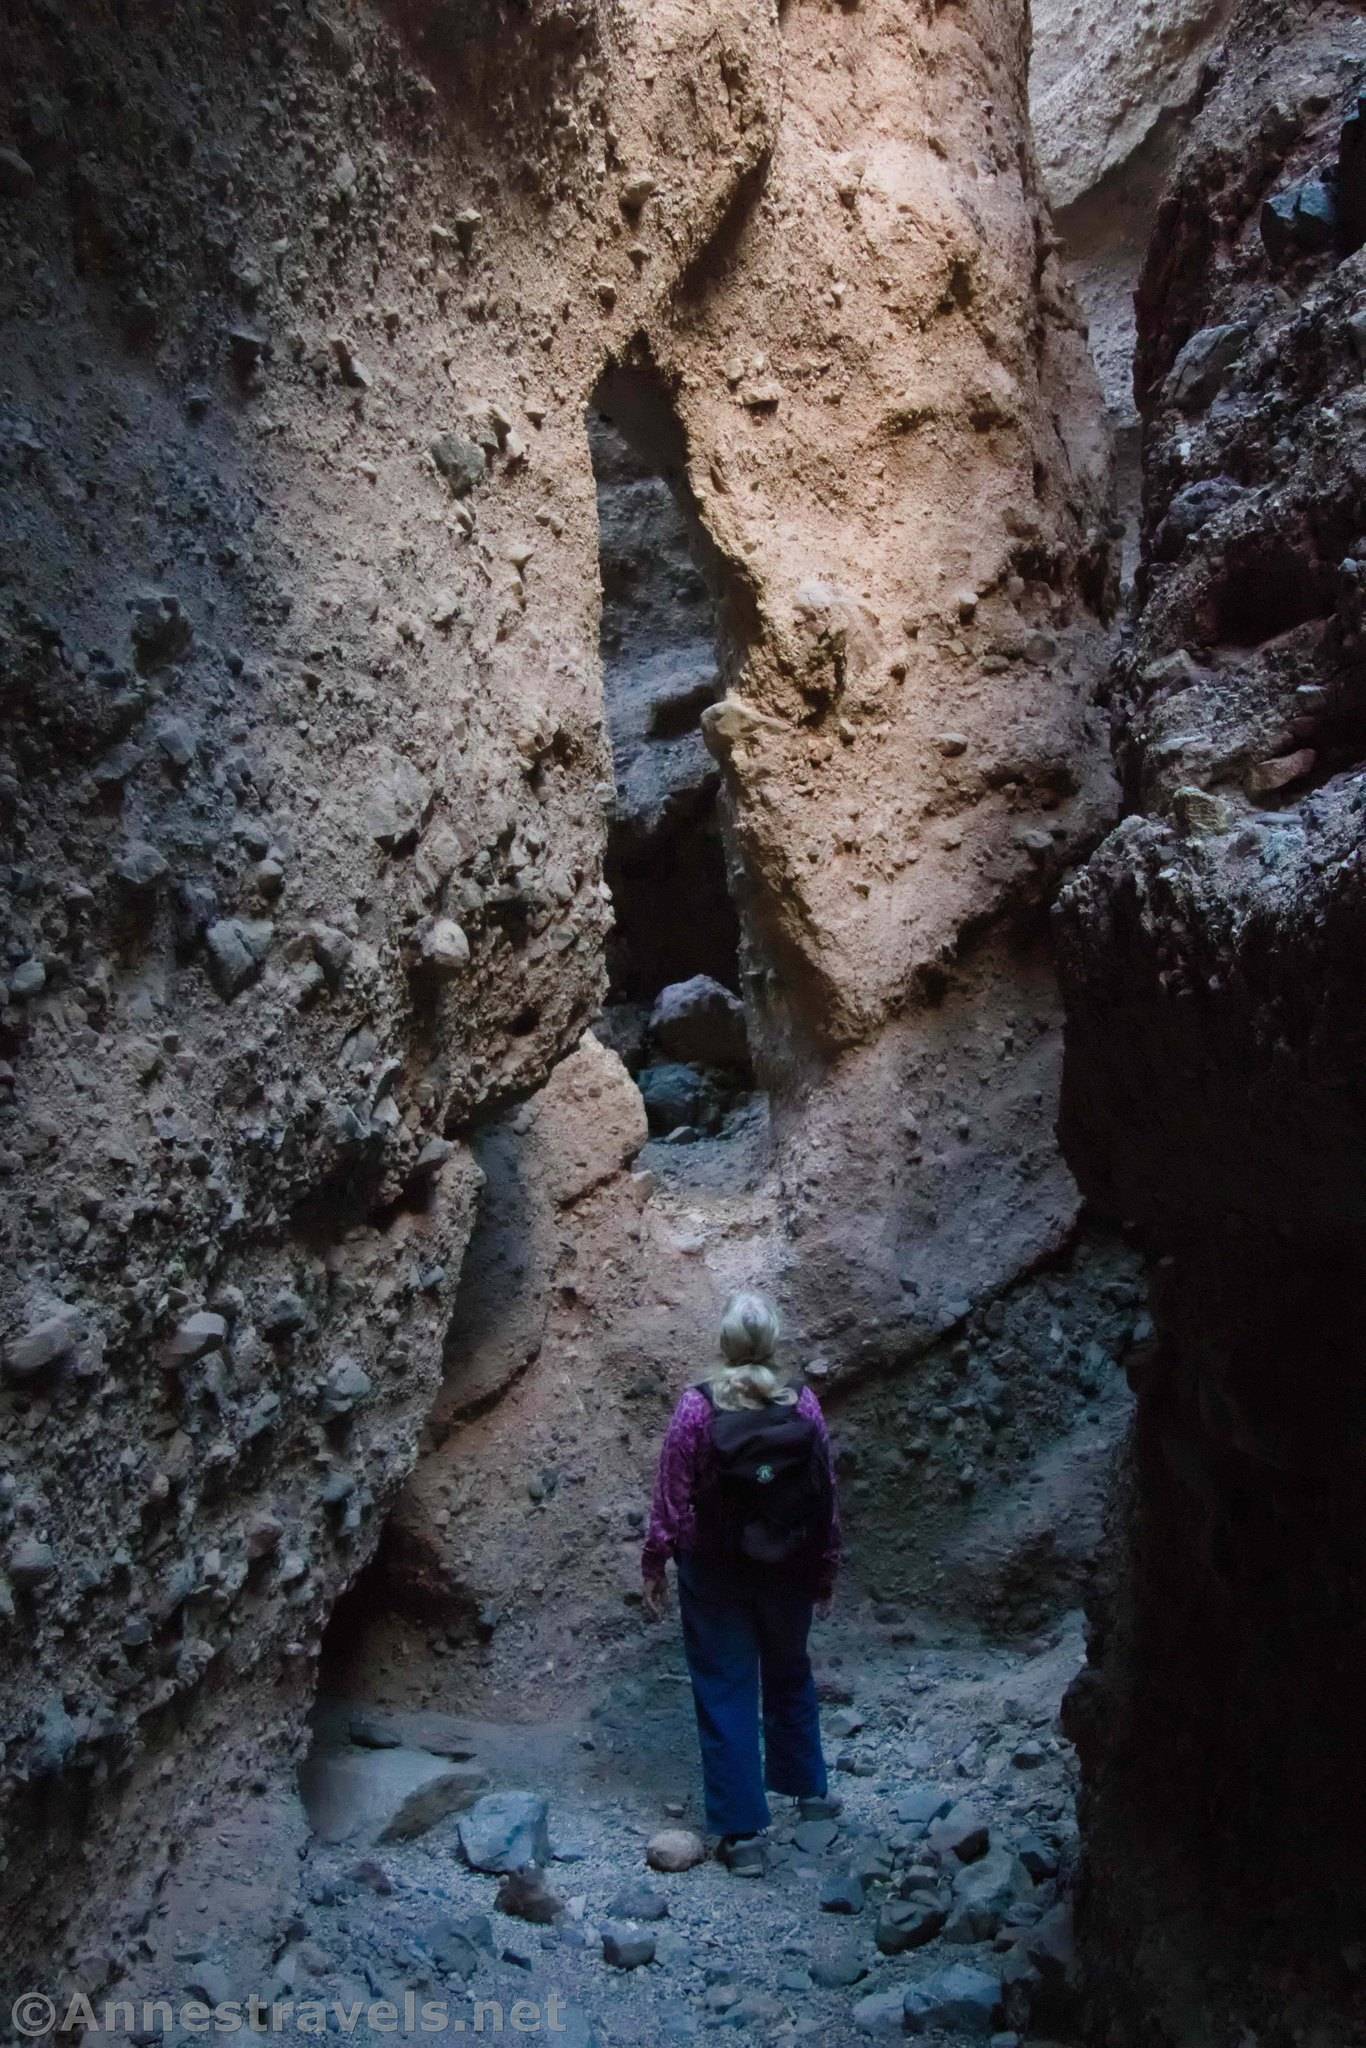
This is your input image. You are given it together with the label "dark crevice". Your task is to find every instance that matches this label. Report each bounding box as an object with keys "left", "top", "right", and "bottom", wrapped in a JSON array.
[{"left": 588, "top": 357, "right": 762, "bottom": 1141}]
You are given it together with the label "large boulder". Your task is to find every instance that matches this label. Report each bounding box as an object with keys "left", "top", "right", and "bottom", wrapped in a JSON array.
[
  {"left": 649, "top": 975, "right": 749, "bottom": 1069},
  {"left": 298, "top": 1747, "right": 487, "bottom": 1846}
]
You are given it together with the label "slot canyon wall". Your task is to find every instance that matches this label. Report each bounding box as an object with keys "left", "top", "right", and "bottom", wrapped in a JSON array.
[
  {"left": 0, "top": 0, "right": 1146, "bottom": 2007},
  {"left": 1054, "top": 0, "right": 1366, "bottom": 2040}
]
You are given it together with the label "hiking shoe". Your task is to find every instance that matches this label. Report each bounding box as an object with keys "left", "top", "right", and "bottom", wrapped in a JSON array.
[
  {"left": 718, "top": 1833, "right": 766, "bottom": 1876},
  {"left": 797, "top": 1794, "right": 843, "bottom": 1821}
]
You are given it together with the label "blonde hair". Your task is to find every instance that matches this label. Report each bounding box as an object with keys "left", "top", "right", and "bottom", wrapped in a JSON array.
[{"left": 709, "top": 1291, "right": 797, "bottom": 1411}]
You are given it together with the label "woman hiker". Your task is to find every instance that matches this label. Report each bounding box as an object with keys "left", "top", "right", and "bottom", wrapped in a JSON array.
[{"left": 641, "top": 1290, "right": 842, "bottom": 1875}]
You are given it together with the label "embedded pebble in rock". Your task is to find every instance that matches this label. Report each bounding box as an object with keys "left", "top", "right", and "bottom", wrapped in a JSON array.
[{"left": 0, "top": 0, "right": 1244, "bottom": 2024}]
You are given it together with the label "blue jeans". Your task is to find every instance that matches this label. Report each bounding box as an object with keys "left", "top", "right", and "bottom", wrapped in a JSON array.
[{"left": 676, "top": 1552, "right": 827, "bottom": 1837}]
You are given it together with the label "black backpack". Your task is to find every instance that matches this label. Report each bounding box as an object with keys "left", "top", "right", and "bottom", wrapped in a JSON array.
[{"left": 694, "top": 1383, "right": 832, "bottom": 1567}]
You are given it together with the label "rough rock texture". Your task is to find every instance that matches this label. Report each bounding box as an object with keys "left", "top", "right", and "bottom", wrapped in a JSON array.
[
  {"left": 1032, "top": 0, "right": 1236, "bottom": 575},
  {"left": 0, "top": 0, "right": 783, "bottom": 1994},
  {"left": 1055, "top": 4, "right": 1366, "bottom": 2038},
  {"left": 324, "top": 0, "right": 1132, "bottom": 1716},
  {"left": 2, "top": 0, "right": 1128, "bottom": 2001}
]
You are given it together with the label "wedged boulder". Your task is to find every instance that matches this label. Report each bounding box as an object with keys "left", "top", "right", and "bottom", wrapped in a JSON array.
[
  {"left": 458, "top": 1790, "right": 551, "bottom": 1873},
  {"left": 649, "top": 975, "right": 748, "bottom": 1068},
  {"left": 298, "top": 1746, "right": 487, "bottom": 1845}
]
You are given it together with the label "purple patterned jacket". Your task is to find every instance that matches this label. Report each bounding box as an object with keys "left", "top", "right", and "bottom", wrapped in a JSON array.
[{"left": 641, "top": 1384, "right": 842, "bottom": 1598}]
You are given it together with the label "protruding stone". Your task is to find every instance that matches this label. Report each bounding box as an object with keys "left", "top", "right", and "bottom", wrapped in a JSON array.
[
  {"left": 420, "top": 919, "right": 470, "bottom": 975},
  {"left": 3, "top": 1314, "right": 79, "bottom": 1382},
  {"left": 165, "top": 1311, "right": 228, "bottom": 1364}
]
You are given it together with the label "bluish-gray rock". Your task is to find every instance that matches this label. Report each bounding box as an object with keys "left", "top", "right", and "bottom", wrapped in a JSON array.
[{"left": 457, "top": 1790, "right": 550, "bottom": 1873}]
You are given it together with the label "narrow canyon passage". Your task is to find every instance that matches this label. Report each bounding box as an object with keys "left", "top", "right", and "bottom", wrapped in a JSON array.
[{"left": 4, "top": 1, "right": 1366, "bottom": 2045}]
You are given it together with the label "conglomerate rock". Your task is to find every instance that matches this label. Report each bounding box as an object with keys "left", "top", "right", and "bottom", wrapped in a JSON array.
[
  {"left": 0, "top": 0, "right": 1121, "bottom": 1997},
  {"left": 1055, "top": 2, "right": 1366, "bottom": 2038}
]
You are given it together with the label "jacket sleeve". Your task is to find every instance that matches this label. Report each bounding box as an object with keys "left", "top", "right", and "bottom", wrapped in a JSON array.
[
  {"left": 641, "top": 1390, "right": 707, "bottom": 1582},
  {"left": 802, "top": 1387, "right": 842, "bottom": 1599}
]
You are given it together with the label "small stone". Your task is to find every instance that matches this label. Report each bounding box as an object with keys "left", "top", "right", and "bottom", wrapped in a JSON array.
[
  {"left": 204, "top": 919, "right": 262, "bottom": 998},
  {"left": 494, "top": 1867, "right": 564, "bottom": 1924},
  {"left": 330, "top": 335, "right": 372, "bottom": 388},
  {"left": 244, "top": 1513, "right": 284, "bottom": 1560},
  {"left": 114, "top": 841, "right": 169, "bottom": 893},
  {"left": 128, "top": 591, "right": 193, "bottom": 669},
  {"left": 1170, "top": 785, "right": 1232, "bottom": 838},
  {"left": 600, "top": 1923, "right": 655, "bottom": 1970},
  {"left": 420, "top": 918, "right": 470, "bottom": 975},
  {"left": 607, "top": 1885, "right": 668, "bottom": 1922},
  {"left": 0, "top": 147, "right": 36, "bottom": 197},
  {"left": 1261, "top": 178, "right": 1338, "bottom": 263},
  {"left": 808, "top": 1942, "right": 867, "bottom": 1990},
  {"left": 166, "top": 1311, "right": 228, "bottom": 1364},
  {"left": 430, "top": 431, "right": 486, "bottom": 497},
  {"left": 9, "top": 1538, "right": 56, "bottom": 1592},
  {"left": 620, "top": 173, "right": 657, "bottom": 210},
  {"left": 876, "top": 1890, "right": 947, "bottom": 1954},
  {"left": 945, "top": 1847, "right": 1031, "bottom": 1942},
  {"left": 929, "top": 1802, "right": 990, "bottom": 1863},
  {"left": 458, "top": 1791, "right": 550, "bottom": 1873},
  {"left": 8, "top": 958, "right": 45, "bottom": 1000},
  {"left": 262, "top": 1290, "right": 307, "bottom": 1338},
  {"left": 794, "top": 1818, "right": 840, "bottom": 1856},
  {"left": 819, "top": 1868, "right": 866, "bottom": 1914},
  {"left": 319, "top": 1355, "right": 373, "bottom": 1420},
  {"left": 892, "top": 1787, "right": 954, "bottom": 1829},
  {"left": 1247, "top": 749, "right": 1315, "bottom": 797},
  {"left": 309, "top": 924, "right": 353, "bottom": 983},
  {"left": 934, "top": 732, "right": 969, "bottom": 757},
  {"left": 646, "top": 1828, "right": 705, "bottom": 1872},
  {"left": 1011, "top": 1740, "right": 1045, "bottom": 1770},
  {"left": 903, "top": 1962, "right": 1004, "bottom": 2036},
  {"left": 3, "top": 1314, "right": 78, "bottom": 1382},
  {"left": 1164, "top": 322, "right": 1249, "bottom": 410},
  {"left": 650, "top": 975, "right": 748, "bottom": 1068},
  {"left": 155, "top": 719, "right": 196, "bottom": 770},
  {"left": 1015, "top": 1831, "right": 1060, "bottom": 1882},
  {"left": 852, "top": 1989, "right": 906, "bottom": 2035},
  {"left": 365, "top": 751, "right": 431, "bottom": 848}
]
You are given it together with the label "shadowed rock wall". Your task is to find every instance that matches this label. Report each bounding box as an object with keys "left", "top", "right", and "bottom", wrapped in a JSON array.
[{"left": 1055, "top": 3, "right": 1366, "bottom": 2037}]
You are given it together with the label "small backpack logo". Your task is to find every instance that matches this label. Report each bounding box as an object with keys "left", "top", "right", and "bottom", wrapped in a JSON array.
[{"left": 755, "top": 1462, "right": 775, "bottom": 1484}]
